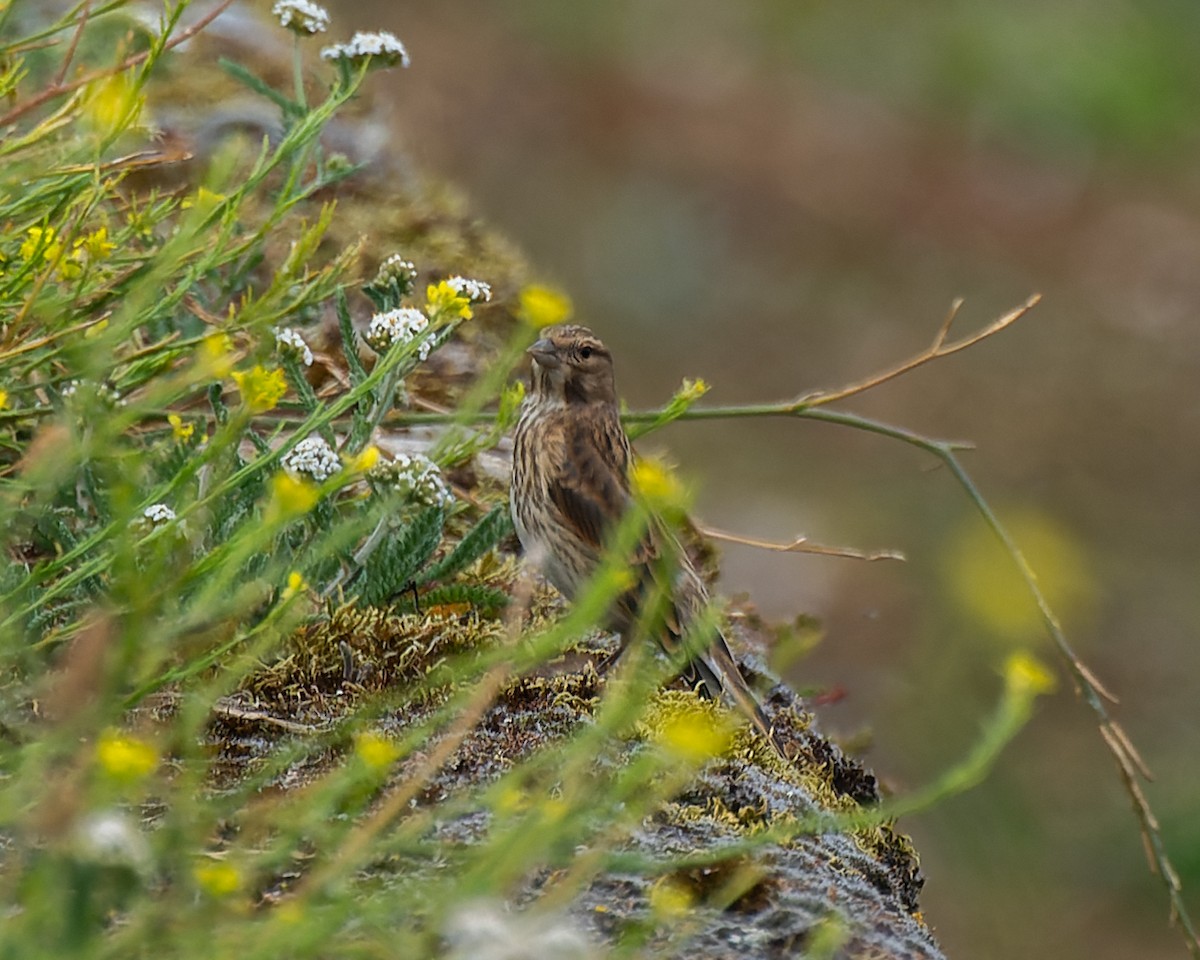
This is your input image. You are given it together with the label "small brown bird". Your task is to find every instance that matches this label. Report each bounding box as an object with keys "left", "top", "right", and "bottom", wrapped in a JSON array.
[{"left": 511, "top": 324, "right": 785, "bottom": 758}]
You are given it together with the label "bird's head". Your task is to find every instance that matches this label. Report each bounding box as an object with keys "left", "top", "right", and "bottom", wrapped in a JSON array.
[{"left": 526, "top": 324, "right": 617, "bottom": 405}]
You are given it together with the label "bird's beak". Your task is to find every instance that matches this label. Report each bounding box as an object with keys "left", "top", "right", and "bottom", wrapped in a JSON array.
[{"left": 527, "top": 338, "right": 560, "bottom": 368}]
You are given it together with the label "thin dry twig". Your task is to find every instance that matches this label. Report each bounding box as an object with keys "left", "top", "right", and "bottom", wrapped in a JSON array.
[
  {"left": 798, "top": 294, "right": 1042, "bottom": 408},
  {"left": 210, "top": 698, "right": 323, "bottom": 735},
  {"left": 53, "top": 0, "right": 92, "bottom": 86},
  {"left": 55, "top": 147, "right": 195, "bottom": 175},
  {"left": 0, "top": 315, "right": 110, "bottom": 362},
  {"left": 699, "top": 524, "right": 904, "bottom": 562}
]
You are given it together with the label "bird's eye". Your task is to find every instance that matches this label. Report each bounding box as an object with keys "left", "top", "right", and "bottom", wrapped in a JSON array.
[{"left": 579, "top": 346, "right": 593, "bottom": 360}]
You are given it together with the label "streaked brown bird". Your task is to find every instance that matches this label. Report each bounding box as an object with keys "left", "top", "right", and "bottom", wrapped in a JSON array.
[{"left": 511, "top": 324, "right": 785, "bottom": 758}]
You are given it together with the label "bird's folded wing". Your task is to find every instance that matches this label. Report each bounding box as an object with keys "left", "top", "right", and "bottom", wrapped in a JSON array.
[{"left": 548, "top": 412, "right": 635, "bottom": 553}]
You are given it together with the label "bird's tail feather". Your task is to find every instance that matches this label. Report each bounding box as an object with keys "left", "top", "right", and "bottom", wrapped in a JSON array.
[{"left": 689, "top": 634, "right": 787, "bottom": 760}]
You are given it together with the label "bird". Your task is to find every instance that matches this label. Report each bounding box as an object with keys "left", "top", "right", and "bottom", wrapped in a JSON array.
[{"left": 511, "top": 323, "right": 786, "bottom": 759}]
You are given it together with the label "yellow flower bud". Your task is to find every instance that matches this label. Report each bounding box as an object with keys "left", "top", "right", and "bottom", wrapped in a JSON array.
[{"left": 1004, "top": 651, "right": 1057, "bottom": 698}]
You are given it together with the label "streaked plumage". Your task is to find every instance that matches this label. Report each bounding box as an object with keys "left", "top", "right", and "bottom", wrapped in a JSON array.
[{"left": 511, "top": 324, "right": 785, "bottom": 758}]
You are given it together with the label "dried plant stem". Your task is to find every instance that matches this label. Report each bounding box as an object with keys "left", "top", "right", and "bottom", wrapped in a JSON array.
[
  {"left": 52, "top": 0, "right": 92, "bottom": 87},
  {"left": 699, "top": 525, "right": 904, "bottom": 562},
  {"left": 799, "top": 294, "right": 1041, "bottom": 408}
]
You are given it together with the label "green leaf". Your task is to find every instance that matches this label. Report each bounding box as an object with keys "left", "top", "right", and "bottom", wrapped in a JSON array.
[
  {"left": 219, "top": 58, "right": 301, "bottom": 119},
  {"left": 337, "top": 289, "right": 367, "bottom": 387},
  {"left": 417, "top": 582, "right": 509, "bottom": 615},
  {"left": 356, "top": 507, "right": 445, "bottom": 607},
  {"left": 420, "top": 505, "right": 512, "bottom": 585},
  {"left": 282, "top": 353, "right": 321, "bottom": 416}
]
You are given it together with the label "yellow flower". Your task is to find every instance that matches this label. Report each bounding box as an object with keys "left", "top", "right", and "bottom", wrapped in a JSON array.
[
  {"left": 269, "top": 472, "right": 319, "bottom": 518},
  {"left": 0, "top": 390, "right": 8, "bottom": 410},
  {"left": 168, "top": 413, "right": 195, "bottom": 442},
  {"left": 275, "top": 901, "right": 305, "bottom": 925},
  {"left": 354, "top": 731, "right": 400, "bottom": 771},
  {"left": 198, "top": 332, "right": 237, "bottom": 377},
  {"left": 493, "top": 784, "right": 529, "bottom": 816},
  {"left": 425, "top": 281, "right": 473, "bottom": 321},
  {"left": 1004, "top": 651, "right": 1057, "bottom": 698},
  {"left": 84, "top": 319, "right": 109, "bottom": 339},
  {"left": 518, "top": 285, "right": 572, "bottom": 329},
  {"left": 58, "top": 254, "right": 83, "bottom": 280},
  {"left": 77, "top": 226, "right": 116, "bottom": 262},
  {"left": 343, "top": 445, "right": 380, "bottom": 473},
  {"left": 596, "top": 565, "right": 637, "bottom": 597},
  {"left": 654, "top": 700, "right": 733, "bottom": 763},
  {"left": 20, "top": 226, "right": 62, "bottom": 263},
  {"left": 96, "top": 730, "right": 158, "bottom": 783},
  {"left": 539, "top": 797, "right": 568, "bottom": 825},
  {"left": 194, "top": 861, "right": 241, "bottom": 898},
  {"left": 231, "top": 365, "right": 287, "bottom": 413},
  {"left": 629, "top": 457, "right": 686, "bottom": 507}
]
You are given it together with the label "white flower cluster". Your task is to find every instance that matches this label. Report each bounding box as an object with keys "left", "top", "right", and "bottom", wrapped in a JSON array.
[
  {"left": 365, "top": 307, "right": 431, "bottom": 357},
  {"left": 321, "top": 30, "right": 410, "bottom": 68},
  {"left": 369, "top": 452, "right": 453, "bottom": 509},
  {"left": 142, "top": 503, "right": 177, "bottom": 525},
  {"left": 368, "top": 254, "right": 418, "bottom": 298},
  {"left": 282, "top": 435, "right": 341, "bottom": 482},
  {"left": 62, "top": 380, "right": 123, "bottom": 405},
  {"left": 272, "top": 0, "right": 329, "bottom": 35},
  {"left": 274, "top": 327, "right": 314, "bottom": 366},
  {"left": 75, "top": 811, "right": 151, "bottom": 871},
  {"left": 445, "top": 276, "right": 492, "bottom": 303},
  {"left": 382, "top": 253, "right": 415, "bottom": 275}
]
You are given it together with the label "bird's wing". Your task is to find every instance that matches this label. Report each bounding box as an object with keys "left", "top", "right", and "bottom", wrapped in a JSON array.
[{"left": 548, "top": 408, "right": 635, "bottom": 552}]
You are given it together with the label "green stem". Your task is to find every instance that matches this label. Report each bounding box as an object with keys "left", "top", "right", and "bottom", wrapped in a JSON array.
[{"left": 292, "top": 35, "right": 307, "bottom": 112}]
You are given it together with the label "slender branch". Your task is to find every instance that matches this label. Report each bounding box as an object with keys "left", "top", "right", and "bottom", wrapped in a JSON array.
[
  {"left": 53, "top": 0, "right": 92, "bottom": 87},
  {"left": 699, "top": 524, "right": 904, "bottom": 562},
  {"left": 799, "top": 294, "right": 1041, "bottom": 408},
  {"left": 0, "top": 314, "right": 110, "bottom": 362}
]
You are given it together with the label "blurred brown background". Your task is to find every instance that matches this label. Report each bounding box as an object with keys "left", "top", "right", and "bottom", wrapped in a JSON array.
[{"left": 324, "top": 2, "right": 1200, "bottom": 956}]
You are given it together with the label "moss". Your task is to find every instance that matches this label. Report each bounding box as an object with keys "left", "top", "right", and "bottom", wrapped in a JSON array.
[{"left": 243, "top": 601, "right": 505, "bottom": 700}]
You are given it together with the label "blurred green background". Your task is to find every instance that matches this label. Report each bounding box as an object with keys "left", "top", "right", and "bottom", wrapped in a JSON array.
[{"left": 328, "top": 1, "right": 1200, "bottom": 956}]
